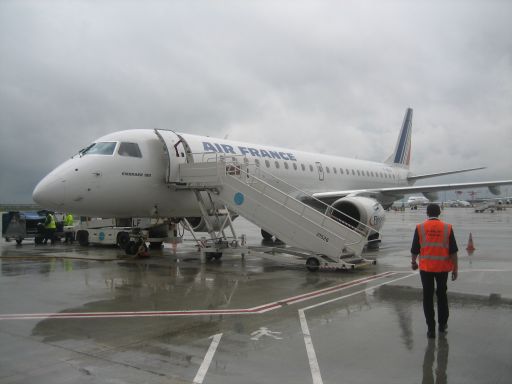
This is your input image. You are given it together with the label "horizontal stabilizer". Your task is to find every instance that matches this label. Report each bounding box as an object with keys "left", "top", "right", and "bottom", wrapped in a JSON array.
[{"left": 407, "top": 167, "right": 486, "bottom": 181}]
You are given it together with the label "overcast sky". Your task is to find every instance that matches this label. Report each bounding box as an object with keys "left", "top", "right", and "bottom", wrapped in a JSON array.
[{"left": 1, "top": 0, "right": 511, "bottom": 203}]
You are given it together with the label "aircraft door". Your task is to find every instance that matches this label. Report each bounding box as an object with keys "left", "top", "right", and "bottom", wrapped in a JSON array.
[
  {"left": 154, "top": 129, "right": 186, "bottom": 183},
  {"left": 316, "top": 162, "right": 325, "bottom": 181}
]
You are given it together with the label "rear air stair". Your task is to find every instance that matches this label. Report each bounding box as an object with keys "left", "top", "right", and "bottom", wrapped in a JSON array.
[{"left": 176, "top": 155, "right": 376, "bottom": 271}]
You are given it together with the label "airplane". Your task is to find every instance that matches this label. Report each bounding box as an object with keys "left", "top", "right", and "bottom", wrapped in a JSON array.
[
  {"left": 406, "top": 195, "right": 430, "bottom": 208},
  {"left": 449, "top": 199, "right": 471, "bottom": 207},
  {"left": 32, "top": 108, "right": 512, "bottom": 251}
]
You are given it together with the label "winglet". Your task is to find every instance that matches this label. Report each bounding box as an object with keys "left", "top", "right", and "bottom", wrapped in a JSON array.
[{"left": 385, "top": 108, "right": 413, "bottom": 168}]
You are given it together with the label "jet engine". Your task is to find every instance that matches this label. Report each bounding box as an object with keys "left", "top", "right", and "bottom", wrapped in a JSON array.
[{"left": 327, "top": 196, "right": 386, "bottom": 235}]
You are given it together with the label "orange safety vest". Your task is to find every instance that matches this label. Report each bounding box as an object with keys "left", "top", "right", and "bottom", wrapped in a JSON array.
[{"left": 417, "top": 219, "right": 454, "bottom": 272}]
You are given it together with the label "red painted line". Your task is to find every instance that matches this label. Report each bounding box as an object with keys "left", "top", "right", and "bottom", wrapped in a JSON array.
[
  {"left": 279, "top": 272, "right": 395, "bottom": 306},
  {"left": 0, "top": 271, "right": 396, "bottom": 321}
]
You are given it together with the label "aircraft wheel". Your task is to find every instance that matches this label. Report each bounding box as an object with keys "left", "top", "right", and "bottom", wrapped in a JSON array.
[
  {"left": 117, "top": 232, "right": 130, "bottom": 250},
  {"left": 366, "top": 233, "right": 381, "bottom": 250},
  {"left": 15, "top": 239, "right": 22, "bottom": 245},
  {"left": 306, "top": 257, "right": 320, "bottom": 272},
  {"left": 77, "top": 231, "right": 89, "bottom": 246},
  {"left": 125, "top": 241, "right": 138, "bottom": 255}
]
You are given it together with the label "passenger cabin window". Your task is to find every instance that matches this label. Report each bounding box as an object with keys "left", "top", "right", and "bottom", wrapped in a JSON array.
[
  {"left": 275, "top": 161, "right": 280, "bottom": 169},
  {"left": 118, "top": 142, "right": 142, "bottom": 158},
  {"left": 293, "top": 163, "right": 297, "bottom": 170},
  {"left": 255, "top": 159, "right": 260, "bottom": 167},
  {"left": 82, "top": 142, "right": 117, "bottom": 156},
  {"left": 284, "top": 162, "right": 289, "bottom": 170},
  {"left": 301, "top": 164, "right": 306, "bottom": 171},
  {"left": 265, "top": 160, "right": 271, "bottom": 168},
  {"left": 309, "top": 165, "right": 314, "bottom": 172}
]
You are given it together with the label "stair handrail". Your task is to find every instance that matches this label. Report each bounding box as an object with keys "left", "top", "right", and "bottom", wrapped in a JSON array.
[{"left": 186, "top": 152, "right": 376, "bottom": 241}]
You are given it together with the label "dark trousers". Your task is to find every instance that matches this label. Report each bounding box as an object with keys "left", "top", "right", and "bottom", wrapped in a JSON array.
[
  {"left": 44, "top": 228, "right": 56, "bottom": 244},
  {"left": 420, "top": 271, "right": 449, "bottom": 330}
]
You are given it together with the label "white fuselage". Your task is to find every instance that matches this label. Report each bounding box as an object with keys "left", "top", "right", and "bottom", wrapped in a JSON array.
[{"left": 33, "top": 129, "right": 411, "bottom": 217}]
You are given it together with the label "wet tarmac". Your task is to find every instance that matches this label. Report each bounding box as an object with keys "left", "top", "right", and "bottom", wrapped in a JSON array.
[{"left": 0, "top": 208, "right": 511, "bottom": 383}]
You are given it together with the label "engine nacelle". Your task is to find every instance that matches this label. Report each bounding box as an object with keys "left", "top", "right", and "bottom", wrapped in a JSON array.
[
  {"left": 328, "top": 196, "right": 385, "bottom": 234},
  {"left": 184, "top": 216, "right": 228, "bottom": 232}
]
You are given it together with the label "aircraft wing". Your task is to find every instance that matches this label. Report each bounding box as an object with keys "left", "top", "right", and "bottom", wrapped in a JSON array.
[
  {"left": 406, "top": 167, "right": 486, "bottom": 181},
  {"left": 311, "top": 179, "right": 512, "bottom": 205}
]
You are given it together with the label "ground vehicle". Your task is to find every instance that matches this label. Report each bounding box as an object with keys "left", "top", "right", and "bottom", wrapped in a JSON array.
[
  {"left": 474, "top": 201, "right": 496, "bottom": 213},
  {"left": 74, "top": 217, "right": 174, "bottom": 255},
  {"left": 2, "top": 211, "right": 47, "bottom": 244}
]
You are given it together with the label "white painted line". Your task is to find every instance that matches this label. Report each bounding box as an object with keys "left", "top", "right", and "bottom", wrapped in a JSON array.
[
  {"left": 299, "top": 272, "right": 416, "bottom": 384},
  {"left": 302, "top": 272, "right": 416, "bottom": 312},
  {"left": 299, "top": 309, "right": 323, "bottom": 384},
  {"left": 193, "top": 333, "right": 223, "bottom": 384}
]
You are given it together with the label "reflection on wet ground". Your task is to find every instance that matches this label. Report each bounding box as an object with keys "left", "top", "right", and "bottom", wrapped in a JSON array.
[{"left": 0, "top": 208, "right": 511, "bottom": 383}]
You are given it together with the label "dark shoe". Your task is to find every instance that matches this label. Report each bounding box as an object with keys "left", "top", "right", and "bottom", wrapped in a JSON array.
[
  {"left": 427, "top": 329, "right": 436, "bottom": 339},
  {"left": 439, "top": 324, "right": 447, "bottom": 333}
]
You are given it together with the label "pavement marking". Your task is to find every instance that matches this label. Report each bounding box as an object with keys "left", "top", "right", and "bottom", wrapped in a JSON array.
[
  {"left": 298, "top": 272, "right": 416, "bottom": 384},
  {"left": 0, "top": 271, "right": 396, "bottom": 321},
  {"left": 250, "top": 327, "right": 283, "bottom": 341},
  {"left": 193, "top": 333, "right": 223, "bottom": 384},
  {"left": 299, "top": 309, "right": 324, "bottom": 384}
]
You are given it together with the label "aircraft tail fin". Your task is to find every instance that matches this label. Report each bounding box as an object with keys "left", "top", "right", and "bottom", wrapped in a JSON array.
[{"left": 385, "top": 108, "right": 413, "bottom": 168}]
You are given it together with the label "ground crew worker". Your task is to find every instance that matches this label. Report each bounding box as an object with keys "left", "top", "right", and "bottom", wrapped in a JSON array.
[
  {"left": 411, "top": 203, "right": 458, "bottom": 338},
  {"left": 63, "top": 213, "right": 74, "bottom": 243},
  {"left": 44, "top": 212, "right": 57, "bottom": 244},
  {"left": 64, "top": 213, "right": 74, "bottom": 226}
]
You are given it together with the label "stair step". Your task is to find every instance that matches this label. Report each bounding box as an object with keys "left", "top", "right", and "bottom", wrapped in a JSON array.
[{"left": 179, "top": 161, "right": 368, "bottom": 264}]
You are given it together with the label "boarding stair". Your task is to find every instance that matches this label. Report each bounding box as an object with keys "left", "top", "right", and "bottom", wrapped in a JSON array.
[{"left": 176, "top": 155, "right": 375, "bottom": 270}]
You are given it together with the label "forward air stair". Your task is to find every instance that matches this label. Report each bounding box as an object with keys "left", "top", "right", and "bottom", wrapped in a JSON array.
[{"left": 177, "top": 156, "right": 375, "bottom": 270}]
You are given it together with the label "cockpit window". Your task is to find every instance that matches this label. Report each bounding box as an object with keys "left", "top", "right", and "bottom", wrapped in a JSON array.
[
  {"left": 118, "top": 142, "right": 142, "bottom": 158},
  {"left": 81, "top": 142, "right": 117, "bottom": 156}
]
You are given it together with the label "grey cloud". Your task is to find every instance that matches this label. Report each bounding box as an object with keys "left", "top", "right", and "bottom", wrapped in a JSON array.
[{"left": 1, "top": 0, "right": 511, "bottom": 203}]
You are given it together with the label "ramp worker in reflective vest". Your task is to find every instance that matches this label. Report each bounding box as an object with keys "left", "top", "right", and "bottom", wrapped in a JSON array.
[
  {"left": 64, "top": 213, "right": 74, "bottom": 227},
  {"left": 44, "top": 211, "right": 57, "bottom": 245},
  {"left": 411, "top": 203, "right": 458, "bottom": 339},
  {"left": 63, "top": 213, "right": 74, "bottom": 243}
]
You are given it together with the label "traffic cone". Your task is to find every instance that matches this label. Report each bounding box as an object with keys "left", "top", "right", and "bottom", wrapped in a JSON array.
[{"left": 466, "top": 232, "right": 476, "bottom": 252}]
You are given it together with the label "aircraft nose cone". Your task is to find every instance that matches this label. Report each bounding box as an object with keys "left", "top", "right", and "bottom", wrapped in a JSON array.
[{"left": 33, "top": 176, "right": 66, "bottom": 208}]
